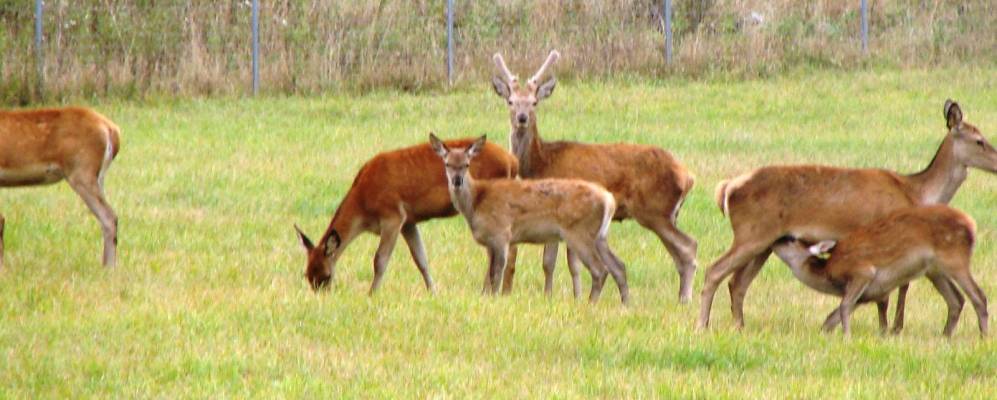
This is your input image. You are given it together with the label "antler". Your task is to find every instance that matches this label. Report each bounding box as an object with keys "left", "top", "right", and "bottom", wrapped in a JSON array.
[
  {"left": 493, "top": 53, "right": 517, "bottom": 84},
  {"left": 528, "top": 50, "right": 560, "bottom": 85}
]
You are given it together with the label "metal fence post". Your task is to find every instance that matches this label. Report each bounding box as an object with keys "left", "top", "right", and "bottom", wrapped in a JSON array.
[
  {"left": 861, "top": 0, "right": 868, "bottom": 53},
  {"left": 446, "top": 0, "right": 455, "bottom": 85},
  {"left": 35, "top": 0, "right": 44, "bottom": 96},
  {"left": 252, "top": 0, "right": 260, "bottom": 95},
  {"left": 663, "top": 0, "right": 673, "bottom": 64}
]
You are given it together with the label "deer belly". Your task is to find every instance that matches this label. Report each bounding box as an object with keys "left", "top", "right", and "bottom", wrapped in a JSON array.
[
  {"left": 512, "top": 221, "right": 562, "bottom": 244},
  {"left": 864, "top": 262, "right": 928, "bottom": 298},
  {"left": 0, "top": 163, "right": 63, "bottom": 186}
]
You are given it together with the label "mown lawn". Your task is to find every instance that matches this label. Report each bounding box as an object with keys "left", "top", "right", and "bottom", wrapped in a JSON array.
[{"left": 1, "top": 67, "right": 995, "bottom": 398}]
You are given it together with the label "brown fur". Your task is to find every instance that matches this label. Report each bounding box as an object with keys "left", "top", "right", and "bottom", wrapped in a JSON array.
[
  {"left": 0, "top": 107, "right": 121, "bottom": 268},
  {"left": 773, "top": 206, "right": 987, "bottom": 336},
  {"left": 698, "top": 100, "right": 997, "bottom": 330},
  {"left": 296, "top": 138, "right": 518, "bottom": 292},
  {"left": 431, "top": 134, "right": 629, "bottom": 304},
  {"left": 492, "top": 51, "right": 698, "bottom": 302}
]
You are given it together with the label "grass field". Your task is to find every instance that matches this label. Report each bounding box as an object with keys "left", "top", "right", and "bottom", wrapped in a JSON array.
[{"left": 1, "top": 67, "right": 995, "bottom": 398}]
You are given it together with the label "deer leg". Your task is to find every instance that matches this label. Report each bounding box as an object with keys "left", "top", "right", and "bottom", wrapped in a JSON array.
[
  {"left": 926, "top": 272, "right": 964, "bottom": 337},
  {"left": 566, "top": 240, "right": 607, "bottom": 304},
  {"left": 839, "top": 274, "right": 873, "bottom": 336},
  {"left": 821, "top": 306, "right": 842, "bottom": 332},
  {"left": 369, "top": 218, "right": 403, "bottom": 294},
  {"left": 489, "top": 244, "right": 509, "bottom": 296},
  {"left": 597, "top": 238, "right": 630, "bottom": 306},
  {"left": 66, "top": 174, "right": 118, "bottom": 268},
  {"left": 500, "top": 244, "right": 518, "bottom": 295},
  {"left": 697, "top": 240, "right": 770, "bottom": 330},
  {"left": 891, "top": 284, "right": 909, "bottom": 334},
  {"left": 876, "top": 298, "right": 890, "bottom": 335},
  {"left": 541, "top": 243, "right": 558, "bottom": 297},
  {"left": 947, "top": 270, "right": 989, "bottom": 336},
  {"left": 640, "top": 217, "right": 698, "bottom": 303},
  {"left": 566, "top": 247, "right": 582, "bottom": 299},
  {"left": 400, "top": 223, "right": 434, "bottom": 293},
  {"left": 728, "top": 249, "right": 772, "bottom": 330},
  {"left": 483, "top": 247, "right": 496, "bottom": 294}
]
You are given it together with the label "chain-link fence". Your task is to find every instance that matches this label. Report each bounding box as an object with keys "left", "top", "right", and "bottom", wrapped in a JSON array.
[{"left": 1, "top": 1, "right": 993, "bottom": 103}]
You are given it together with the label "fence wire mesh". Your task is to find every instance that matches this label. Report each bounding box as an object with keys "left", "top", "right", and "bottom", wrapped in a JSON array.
[{"left": 0, "top": 0, "right": 993, "bottom": 102}]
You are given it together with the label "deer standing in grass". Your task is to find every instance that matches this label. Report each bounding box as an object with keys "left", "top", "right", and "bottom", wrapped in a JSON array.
[
  {"left": 430, "top": 134, "right": 629, "bottom": 304},
  {"left": 295, "top": 138, "right": 518, "bottom": 292},
  {"left": 698, "top": 100, "right": 997, "bottom": 331},
  {"left": 772, "top": 206, "right": 988, "bottom": 337},
  {"left": 0, "top": 107, "right": 121, "bottom": 268},
  {"left": 492, "top": 51, "right": 697, "bottom": 302}
]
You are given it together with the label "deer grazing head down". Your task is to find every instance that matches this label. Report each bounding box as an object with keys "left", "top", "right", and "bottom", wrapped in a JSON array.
[
  {"left": 945, "top": 100, "right": 997, "bottom": 173},
  {"left": 295, "top": 224, "right": 342, "bottom": 290},
  {"left": 491, "top": 51, "right": 559, "bottom": 144}
]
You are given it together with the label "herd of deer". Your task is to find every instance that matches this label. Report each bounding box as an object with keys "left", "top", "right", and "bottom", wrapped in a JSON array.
[{"left": 1, "top": 51, "right": 994, "bottom": 337}]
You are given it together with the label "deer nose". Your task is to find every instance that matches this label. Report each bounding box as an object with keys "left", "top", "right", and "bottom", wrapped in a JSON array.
[
  {"left": 517, "top": 114, "right": 528, "bottom": 124},
  {"left": 452, "top": 176, "right": 463, "bottom": 187},
  {"left": 309, "top": 274, "right": 331, "bottom": 291}
]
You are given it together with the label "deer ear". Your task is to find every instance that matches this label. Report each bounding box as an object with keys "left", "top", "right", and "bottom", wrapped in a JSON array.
[
  {"left": 294, "top": 224, "right": 314, "bottom": 252},
  {"left": 467, "top": 135, "right": 487, "bottom": 158},
  {"left": 492, "top": 76, "right": 511, "bottom": 99},
  {"left": 429, "top": 132, "right": 449, "bottom": 158},
  {"left": 536, "top": 76, "right": 556, "bottom": 100},
  {"left": 808, "top": 240, "right": 837, "bottom": 255},
  {"left": 323, "top": 230, "right": 341, "bottom": 257},
  {"left": 945, "top": 99, "right": 963, "bottom": 130}
]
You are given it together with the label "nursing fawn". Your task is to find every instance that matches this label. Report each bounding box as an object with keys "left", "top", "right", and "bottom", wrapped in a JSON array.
[{"left": 772, "top": 206, "right": 988, "bottom": 337}]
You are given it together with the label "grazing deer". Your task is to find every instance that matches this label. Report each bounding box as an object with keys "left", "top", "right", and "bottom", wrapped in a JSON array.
[
  {"left": 698, "top": 100, "right": 997, "bottom": 330},
  {"left": 771, "top": 206, "right": 987, "bottom": 337},
  {"left": 430, "top": 133, "right": 630, "bottom": 304},
  {"left": 295, "top": 137, "right": 518, "bottom": 292},
  {"left": 492, "top": 50, "right": 697, "bottom": 302},
  {"left": 0, "top": 107, "right": 121, "bottom": 268}
]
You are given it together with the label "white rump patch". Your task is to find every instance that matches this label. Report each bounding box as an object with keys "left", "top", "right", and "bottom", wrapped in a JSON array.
[{"left": 97, "top": 128, "right": 114, "bottom": 191}]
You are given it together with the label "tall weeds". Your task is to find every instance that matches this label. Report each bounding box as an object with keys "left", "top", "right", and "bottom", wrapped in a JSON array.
[{"left": 0, "top": 0, "right": 993, "bottom": 103}]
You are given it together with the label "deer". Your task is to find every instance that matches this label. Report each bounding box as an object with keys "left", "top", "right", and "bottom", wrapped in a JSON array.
[
  {"left": 1, "top": 107, "right": 121, "bottom": 268},
  {"left": 294, "top": 137, "right": 518, "bottom": 293},
  {"left": 491, "top": 50, "right": 697, "bottom": 302},
  {"left": 771, "top": 205, "right": 987, "bottom": 337},
  {"left": 429, "top": 133, "right": 630, "bottom": 304},
  {"left": 697, "top": 99, "right": 997, "bottom": 331}
]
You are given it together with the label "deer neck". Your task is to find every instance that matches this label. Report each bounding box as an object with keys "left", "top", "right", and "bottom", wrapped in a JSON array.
[
  {"left": 448, "top": 175, "right": 481, "bottom": 228},
  {"left": 907, "top": 136, "right": 967, "bottom": 205},
  {"left": 322, "top": 194, "right": 364, "bottom": 259},
  {"left": 510, "top": 121, "right": 547, "bottom": 178}
]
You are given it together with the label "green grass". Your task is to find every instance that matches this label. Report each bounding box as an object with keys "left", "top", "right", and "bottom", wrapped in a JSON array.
[{"left": 1, "top": 67, "right": 996, "bottom": 398}]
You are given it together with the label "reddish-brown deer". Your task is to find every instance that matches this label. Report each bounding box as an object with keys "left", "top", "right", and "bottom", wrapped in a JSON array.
[
  {"left": 772, "top": 206, "right": 987, "bottom": 337},
  {"left": 430, "top": 134, "right": 629, "bottom": 304},
  {"left": 492, "top": 50, "right": 697, "bottom": 302},
  {"left": 295, "top": 137, "right": 518, "bottom": 292},
  {"left": 0, "top": 107, "right": 121, "bottom": 268},
  {"left": 698, "top": 100, "right": 997, "bottom": 331}
]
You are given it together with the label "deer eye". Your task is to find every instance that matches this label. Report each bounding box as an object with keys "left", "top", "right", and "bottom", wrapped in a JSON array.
[
  {"left": 532, "top": 101, "right": 537, "bottom": 106},
  {"left": 507, "top": 100, "right": 512, "bottom": 106},
  {"left": 977, "top": 139, "right": 985, "bottom": 147}
]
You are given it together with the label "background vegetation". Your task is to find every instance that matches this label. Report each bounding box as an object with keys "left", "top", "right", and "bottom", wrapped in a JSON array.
[
  {"left": 0, "top": 67, "right": 994, "bottom": 397},
  {"left": 1, "top": 0, "right": 995, "bottom": 103}
]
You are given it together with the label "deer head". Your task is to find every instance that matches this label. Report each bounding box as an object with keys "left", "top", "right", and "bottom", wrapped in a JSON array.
[
  {"left": 945, "top": 100, "right": 997, "bottom": 173},
  {"left": 430, "top": 133, "right": 487, "bottom": 190},
  {"left": 295, "top": 224, "right": 342, "bottom": 290},
  {"left": 491, "top": 51, "right": 559, "bottom": 133},
  {"left": 772, "top": 237, "right": 835, "bottom": 271}
]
